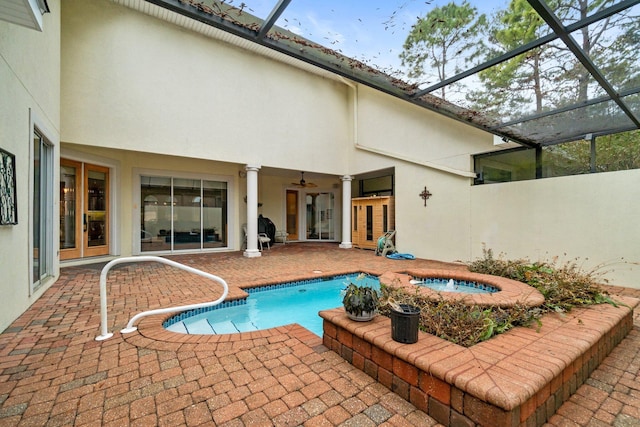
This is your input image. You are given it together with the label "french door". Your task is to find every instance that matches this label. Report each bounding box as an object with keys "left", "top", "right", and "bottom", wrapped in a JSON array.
[
  {"left": 286, "top": 190, "right": 299, "bottom": 240},
  {"left": 305, "top": 191, "right": 335, "bottom": 241},
  {"left": 60, "top": 160, "right": 110, "bottom": 260}
]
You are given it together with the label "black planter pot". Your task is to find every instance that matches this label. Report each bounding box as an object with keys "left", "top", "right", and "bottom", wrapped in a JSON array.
[{"left": 390, "top": 304, "right": 420, "bottom": 344}]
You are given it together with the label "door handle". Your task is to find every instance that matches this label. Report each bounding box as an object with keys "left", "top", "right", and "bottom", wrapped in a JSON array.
[{"left": 83, "top": 214, "right": 87, "bottom": 232}]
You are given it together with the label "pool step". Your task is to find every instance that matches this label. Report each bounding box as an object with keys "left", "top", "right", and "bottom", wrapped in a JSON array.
[
  {"left": 232, "top": 321, "right": 259, "bottom": 332},
  {"left": 184, "top": 318, "right": 216, "bottom": 334},
  {"left": 165, "top": 319, "right": 261, "bottom": 335},
  {"left": 165, "top": 321, "right": 188, "bottom": 334},
  {"left": 207, "top": 320, "right": 260, "bottom": 334}
]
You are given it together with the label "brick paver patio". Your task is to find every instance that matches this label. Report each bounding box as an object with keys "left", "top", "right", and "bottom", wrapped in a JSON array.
[{"left": 0, "top": 243, "right": 638, "bottom": 426}]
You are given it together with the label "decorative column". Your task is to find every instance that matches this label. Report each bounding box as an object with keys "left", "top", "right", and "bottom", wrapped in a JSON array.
[
  {"left": 339, "top": 175, "right": 353, "bottom": 249},
  {"left": 244, "top": 165, "right": 261, "bottom": 258}
]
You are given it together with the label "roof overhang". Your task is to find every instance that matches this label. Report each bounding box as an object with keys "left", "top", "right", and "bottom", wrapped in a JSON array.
[{"left": 0, "top": 0, "right": 49, "bottom": 31}]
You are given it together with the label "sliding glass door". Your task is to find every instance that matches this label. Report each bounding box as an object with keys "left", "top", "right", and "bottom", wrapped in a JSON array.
[
  {"left": 305, "top": 192, "right": 335, "bottom": 241},
  {"left": 33, "top": 130, "right": 53, "bottom": 289},
  {"left": 140, "top": 175, "right": 228, "bottom": 252}
]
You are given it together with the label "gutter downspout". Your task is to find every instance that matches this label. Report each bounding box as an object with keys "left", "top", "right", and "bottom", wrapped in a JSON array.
[{"left": 339, "top": 77, "right": 477, "bottom": 179}]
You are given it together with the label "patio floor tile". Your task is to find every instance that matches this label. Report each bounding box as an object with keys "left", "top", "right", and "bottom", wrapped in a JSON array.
[{"left": 0, "top": 243, "right": 638, "bottom": 426}]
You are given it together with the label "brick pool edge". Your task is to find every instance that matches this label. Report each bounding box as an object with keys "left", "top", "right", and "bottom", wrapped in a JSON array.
[
  {"left": 379, "top": 270, "right": 545, "bottom": 307},
  {"left": 320, "top": 296, "right": 638, "bottom": 427}
]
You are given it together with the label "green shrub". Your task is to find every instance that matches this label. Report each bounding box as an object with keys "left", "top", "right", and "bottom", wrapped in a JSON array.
[
  {"left": 468, "top": 247, "right": 617, "bottom": 313},
  {"left": 378, "top": 248, "right": 622, "bottom": 347},
  {"left": 378, "top": 284, "right": 535, "bottom": 347}
]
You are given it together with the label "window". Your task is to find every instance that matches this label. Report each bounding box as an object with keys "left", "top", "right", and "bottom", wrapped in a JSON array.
[
  {"left": 353, "top": 206, "right": 357, "bottom": 232},
  {"left": 474, "top": 130, "right": 640, "bottom": 184},
  {"left": 305, "top": 192, "right": 336, "bottom": 241},
  {"left": 140, "top": 175, "right": 228, "bottom": 252},
  {"left": 474, "top": 148, "right": 537, "bottom": 185},
  {"left": 383, "top": 204, "right": 388, "bottom": 232},
  {"left": 366, "top": 205, "right": 373, "bottom": 241},
  {"left": 360, "top": 175, "right": 394, "bottom": 196},
  {"left": 32, "top": 129, "right": 54, "bottom": 290}
]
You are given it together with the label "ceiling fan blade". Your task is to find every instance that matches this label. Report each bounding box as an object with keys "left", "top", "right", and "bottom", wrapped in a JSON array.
[{"left": 291, "top": 172, "right": 317, "bottom": 188}]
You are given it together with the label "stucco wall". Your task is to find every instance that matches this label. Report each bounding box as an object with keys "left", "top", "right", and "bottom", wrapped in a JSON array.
[
  {"left": 0, "top": 1, "right": 61, "bottom": 332},
  {"left": 355, "top": 86, "right": 492, "bottom": 174},
  {"left": 61, "top": 0, "right": 351, "bottom": 175},
  {"left": 470, "top": 169, "right": 640, "bottom": 288},
  {"left": 350, "top": 86, "right": 494, "bottom": 263}
]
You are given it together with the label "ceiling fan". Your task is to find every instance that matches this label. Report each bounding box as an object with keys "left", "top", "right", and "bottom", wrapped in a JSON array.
[{"left": 291, "top": 171, "right": 317, "bottom": 188}]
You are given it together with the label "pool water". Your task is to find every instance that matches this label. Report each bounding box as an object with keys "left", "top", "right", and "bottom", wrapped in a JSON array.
[
  {"left": 165, "top": 274, "right": 380, "bottom": 337},
  {"left": 411, "top": 278, "right": 497, "bottom": 294}
]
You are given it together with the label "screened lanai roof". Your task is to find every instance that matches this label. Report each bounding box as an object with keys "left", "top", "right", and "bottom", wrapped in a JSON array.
[{"left": 145, "top": 0, "right": 640, "bottom": 147}]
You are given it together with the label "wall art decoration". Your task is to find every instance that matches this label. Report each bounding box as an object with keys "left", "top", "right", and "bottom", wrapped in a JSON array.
[{"left": 0, "top": 148, "right": 17, "bottom": 225}]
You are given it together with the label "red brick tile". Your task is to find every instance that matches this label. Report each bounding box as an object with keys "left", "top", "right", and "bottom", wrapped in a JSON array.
[
  {"left": 520, "top": 396, "right": 537, "bottom": 423},
  {"left": 463, "top": 393, "right": 518, "bottom": 427},
  {"left": 393, "top": 358, "right": 418, "bottom": 386},
  {"left": 184, "top": 401, "right": 213, "bottom": 425},
  {"left": 352, "top": 351, "right": 365, "bottom": 370},
  {"left": 22, "top": 400, "right": 54, "bottom": 418},
  {"left": 157, "top": 411, "right": 184, "bottom": 427},
  {"left": 262, "top": 399, "right": 289, "bottom": 418},
  {"left": 409, "top": 386, "right": 428, "bottom": 412},
  {"left": 262, "top": 383, "right": 287, "bottom": 401},
  {"left": 227, "top": 385, "right": 251, "bottom": 402},
  {"left": 273, "top": 406, "right": 310, "bottom": 426},
  {"left": 353, "top": 335, "right": 372, "bottom": 359},
  {"left": 378, "top": 366, "right": 393, "bottom": 389},
  {"left": 372, "top": 345, "right": 394, "bottom": 371},
  {"left": 244, "top": 392, "right": 269, "bottom": 410},
  {"left": 130, "top": 396, "right": 155, "bottom": 419},
  {"left": 323, "top": 405, "right": 351, "bottom": 425},
  {"left": 278, "top": 373, "right": 304, "bottom": 392},
  {"left": 212, "top": 399, "right": 248, "bottom": 424},
  {"left": 282, "top": 391, "right": 307, "bottom": 409},
  {"left": 303, "top": 414, "right": 333, "bottom": 426},
  {"left": 74, "top": 407, "right": 104, "bottom": 426},
  {"left": 418, "top": 372, "right": 450, "bottom": 405},
  {"left": 337, "top": 327, "right": 353, "bottom": 348},
  {"left": 319, "top": 389, "right": 345, "bottom": 407}
]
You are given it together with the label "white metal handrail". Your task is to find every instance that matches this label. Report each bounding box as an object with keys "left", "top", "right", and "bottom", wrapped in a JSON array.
[{"left": 96, "top": 256, "right": 229, "bottom": 341}]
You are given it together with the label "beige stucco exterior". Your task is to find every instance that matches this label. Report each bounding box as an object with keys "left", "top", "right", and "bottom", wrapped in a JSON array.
[
  {"left": 0, "top": 0, "right": 61, "bottom": 331},
  {"left": 61, "top": 0, "right": 351, "bottom": 173},
  {"left": 0, "top": 0, "right": 637, "bottom": 332},
  {"left": 471, "top": 168, "right": 640, "bottom": 287}
]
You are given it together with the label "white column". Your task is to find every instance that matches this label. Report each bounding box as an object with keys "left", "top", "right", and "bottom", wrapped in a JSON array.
[
  {"left": 339, "top": 175, "right": 353, "bottom": 249},
  {"left": 243, "top": 165, "right": 261, "bottom": 258}
]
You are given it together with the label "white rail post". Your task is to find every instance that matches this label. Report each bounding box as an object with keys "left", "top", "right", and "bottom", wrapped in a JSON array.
[{"left": 96, "top": 256, "right": 229, "bottom": 341}]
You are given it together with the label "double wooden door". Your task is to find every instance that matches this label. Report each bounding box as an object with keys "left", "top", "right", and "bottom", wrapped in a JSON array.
[{"left": 60, "top": 160, "right": 110, "bottom": 260}]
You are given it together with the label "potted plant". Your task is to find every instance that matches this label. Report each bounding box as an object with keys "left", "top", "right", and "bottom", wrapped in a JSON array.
[
  {"left": 342, "top": 282, "right": 379, "bottom": 321},
  {"left": 379, "top": 289, "right": 421, "bottom": 344}
]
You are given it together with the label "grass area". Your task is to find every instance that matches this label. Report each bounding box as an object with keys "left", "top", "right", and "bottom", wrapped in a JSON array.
[{"left": 378, "top": 248, "right": 620, "bottom": 347}]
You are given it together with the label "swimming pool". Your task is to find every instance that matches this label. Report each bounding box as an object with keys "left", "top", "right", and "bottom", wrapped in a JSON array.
[{"left": 164, "top": 273, "right": 380, "bottom": 337}]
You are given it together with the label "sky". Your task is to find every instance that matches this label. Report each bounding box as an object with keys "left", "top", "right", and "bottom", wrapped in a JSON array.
[{"left": 237, "top": 0, "right": 512, "bottom": 79}]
